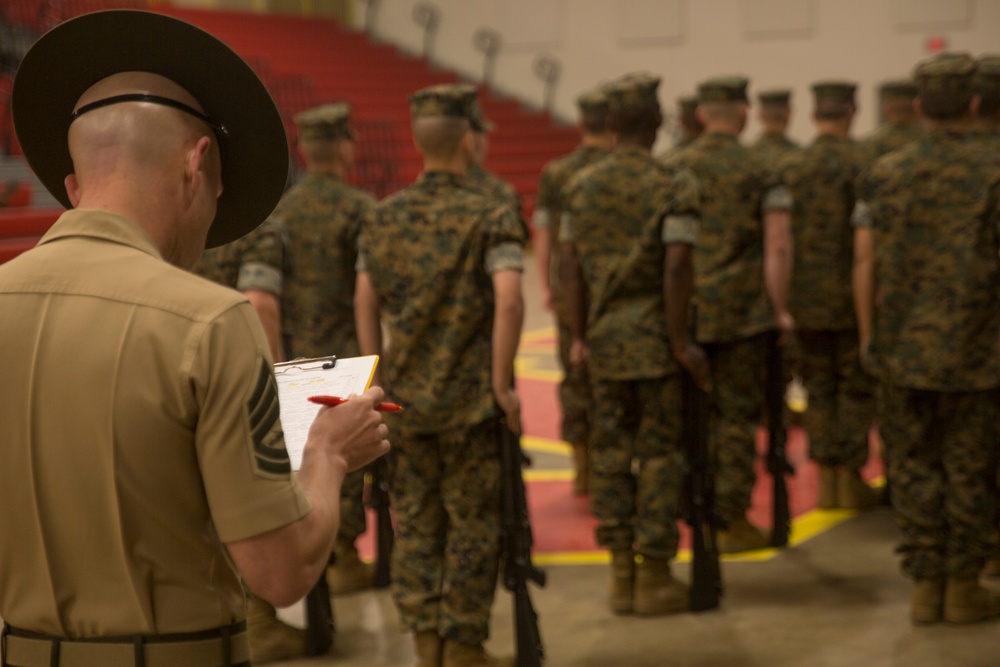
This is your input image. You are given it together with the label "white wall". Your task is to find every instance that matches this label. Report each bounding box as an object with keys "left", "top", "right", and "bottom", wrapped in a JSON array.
[{"left": 356, "top": 0, "right": 1000, "bottom": 149}]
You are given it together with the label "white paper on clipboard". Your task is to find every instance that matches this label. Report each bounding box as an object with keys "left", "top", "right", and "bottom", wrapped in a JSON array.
[{"left": 273, "top": 354, "right": 379, "bottom": 470}]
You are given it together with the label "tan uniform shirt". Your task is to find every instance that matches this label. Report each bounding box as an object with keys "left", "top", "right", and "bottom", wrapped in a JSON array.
[{"left": 0, "top": 210, "right": 310, "bottom": 637}]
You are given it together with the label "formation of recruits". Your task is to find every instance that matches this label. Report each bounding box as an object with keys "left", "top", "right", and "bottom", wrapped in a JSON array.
[{"left": 194, "top": 51, "right": 1000, "bottom": 665}]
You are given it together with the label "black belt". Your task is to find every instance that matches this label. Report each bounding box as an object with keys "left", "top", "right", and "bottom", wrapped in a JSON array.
[{"left": 1, "top": 622, "right": 249, "bottom": 667}]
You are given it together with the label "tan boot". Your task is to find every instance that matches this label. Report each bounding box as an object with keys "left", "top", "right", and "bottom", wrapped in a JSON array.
[
  {"left": 943, "top": 575, "right": 1000, "bottom": 623},
  {"left": 246, "top": 592, "right": 307, "bottom": 664},
  {"left": 633, "top": 555, "right": 689, "bottom": 616},
  {"left": 414, "top": 631, "right": 443, "bottom": 667},
  {"left": 910, "top": 578, "right": 944, "bottom": 624},
  {"left": 571, "top": 442, "right": 589, "bottom": 496},
  {"left": 716, "top": 517, "right": 770, "bottom": 554},
  {"left": 817, "top": 465, "right": 838, "bottom": 510},
  {"left": 327, "top": 542, "right": 375, "bottom": 595},
  {"left": 609, "top": 549, "right": 635, "bottom": 614},
  {"left": 441, "top": 640, "right": 513, "bottom": 667},
  {"left": 837, "top": 468, "right": 879, "bottom": 511}
]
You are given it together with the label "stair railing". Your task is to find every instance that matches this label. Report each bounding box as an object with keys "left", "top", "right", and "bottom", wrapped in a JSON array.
[
  {"left": 473, "top": 27, "right": 501, "bottom": 88},
  {"left": 411, "top": 1, "right": 441, "bottom": 61},
  {"left": 532, "top": 53, "right": 561, "bottom": 113}
]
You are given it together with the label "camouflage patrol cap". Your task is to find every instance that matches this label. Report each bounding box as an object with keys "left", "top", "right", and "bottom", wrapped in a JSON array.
[
  {"left": 469, "top": 99, "right": 495, "bottom": 133},
  {"left": 678, "top": 95, "right": 699, "bottom": 117},
  {"left": 576, "top": 88, "right": 609, "bottom": 114},
  {"left": 294, "top": 102, "right": 357, "bottom": 141},
  {"left": 605, "top": 72, "right": 661, "bottom": 112},
  {"left": 757, "top": 89, "right": 792, "bottom": 108},
  {"left": 697, "top": 76, "right": 749, "bottom": 103},
  {"left": 974, "top": 55, "right": 1000, "bottom": 105},
  {"left": 878, "top": 79, "right": 918, "bottom": 100},
  {"left": 914, "top": 52, "right": 976, "bottom": 97},
  {"left": 408, "top": 83, "right": 477, "bottom": 120},
  {"left": 811, "top": 81, "right": 857, "bottom": 105}
]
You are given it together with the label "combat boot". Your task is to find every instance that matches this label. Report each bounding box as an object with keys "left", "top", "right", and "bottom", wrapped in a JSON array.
[
  {"left": 837, "top": 468, "right": 879, "bottom": 511},
  {"left": 571, "top": 442, "right": 589, "bottom": 496},
  {"left": 716, "top": 517, "right": 770, "bottom": 554},
  {"left": 441, "top": 640, "right": 512, "bottom": 667},
  {"left": 609, "top": 549, "right": 635, "bottom": 614},
  {"left": 414, "top": 631, "right": 443, "bottom": 667},
  {"left": 633, "top": 555, "right": 688, "bottom": 616},
  {"left": 246, "top": 592, "right": 307, "bottom": 664},
  {"left": 910, "top": 578, "right": 944, "bottom": 624},
  {"left": 327, "top": 541, "right": 375, "bottom": 595},
  {"left": 817, "top": 465, "right": 838, "bottom": 510},
  {"left": 943, "top": 575, "right": 1000, "bottom": 624}
]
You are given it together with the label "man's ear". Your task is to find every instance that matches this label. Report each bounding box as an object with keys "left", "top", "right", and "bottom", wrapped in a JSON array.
[
  {"left": 64, "top": 174, "right": 81, "bottom": 208},
  {"left": 184, "top": 136, "right": 213, "bottom": 201}
]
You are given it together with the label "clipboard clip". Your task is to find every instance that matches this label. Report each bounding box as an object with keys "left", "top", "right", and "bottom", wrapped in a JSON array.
[
  {"left": 274, "top": 355, "right": 338, "bottom": 375},
  {"left": 322, "top": 356, "right": 337, "bottom": 370}
]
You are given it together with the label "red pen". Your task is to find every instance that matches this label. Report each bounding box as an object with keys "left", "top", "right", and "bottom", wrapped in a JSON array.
[{"left": 309, "top": 395, "right": 404, "bottom": 412}]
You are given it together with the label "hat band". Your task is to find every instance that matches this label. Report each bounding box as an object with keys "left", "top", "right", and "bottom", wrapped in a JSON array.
[{"left": 71, "top": 93, "right": 228, "bottom": 141}]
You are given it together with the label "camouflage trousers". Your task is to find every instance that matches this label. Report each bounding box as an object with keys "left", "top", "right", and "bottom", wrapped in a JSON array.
[
  {"left": 798, "top": 329, "right": 876, "bottom": 470},
  {"left": 334, "top": 468, "right": 368, "bottom": 554},
  {"left": 881, "top": 384, "right": 1000, "bottom": 579},
  {"left": 557, "top": 316, "right": 591, "bottom": 447},
  {"left": 704, "top": 334, "right": 767, "bottom": 521},
  {"left": 389, "top": 419, "right": 501, "bottom": 644},
  {"left": 590, "top": 376, "right": 684, "bottom": 559}
]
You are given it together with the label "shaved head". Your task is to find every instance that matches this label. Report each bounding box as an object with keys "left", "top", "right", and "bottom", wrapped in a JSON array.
[{"left": 412, "top": 116, "right": 470, "bottom": 160}]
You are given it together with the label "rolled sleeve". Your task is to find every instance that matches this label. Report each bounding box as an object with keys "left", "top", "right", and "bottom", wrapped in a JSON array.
[
  {"left": 763, "top": 184, "right": 793, "bottom": 212},
  {"left": 485, "top": 241, "right": 524, "bottom": 273},
  {"left": 558, "top": 213, "right": 575, "bottom": 242},
  {"left": 532, "top": 207, "right": 552, "bottom": 231},
  {"left": 663, "top": 214, "right": 699, "bottom": 245},
  {"left": 851, "top": 200, "right": 873, "bottom": 229},
  {"left": 235, "top": 261, "right": 283, "bottom": 295}
]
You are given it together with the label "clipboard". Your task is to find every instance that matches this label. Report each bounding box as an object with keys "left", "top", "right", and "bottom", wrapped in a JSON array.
[{"left": 274, "top": 354, "right": 379, "bottom": 471}]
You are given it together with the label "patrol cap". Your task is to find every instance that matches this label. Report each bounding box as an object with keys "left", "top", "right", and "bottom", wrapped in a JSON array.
[
  {"left": 697, "top": 76, "right": 749, "bottom": 103},
  {"left": 469, "top": 99, "right": 495, "bottom": 132},
  {"left": 974, "top": 55, "right": 1000, "bottom": 107},
  {"left": 914, "top": 52, "right": 976, "bottom": 99},
  {"left": 11, "top": 10, "right": 288, "bottom": 248},
  {"left": 811, "top": 81, "right": 857, "bottom": 105},
  {"left": 408, "top": 83, "right": 477, "bottom": 120},
  {"left": 605, "top": 72, "right": 661, "bottom": 112},
  {"left": 678, "top": 95, "right": 699, "bottom": 117},
  {"left": 878, "top": 78, "right": 918, "bottom": 100},
  {"left": 576, "top": 88, "right": 609, "bottom": 114},
  {"left": 757, "top": 89, "right": 792, "bottom": 108},
  {"left": 294, "top": 103, "right": 358, "bottom": 141}
]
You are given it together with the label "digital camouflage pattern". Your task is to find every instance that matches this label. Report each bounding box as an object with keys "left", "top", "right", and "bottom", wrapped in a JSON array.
[
  {"left": 748, "top": 132, "right": 799, "bottom": 172},
  {"left": 467, "top": 162, "right": 525, "bottom": 234},
  {"left": 882, "top": 385, "right": 1000, "bottom": 578},
  {"left": 590, "top": 377, "right": 684, "bottom": 559},
  {"left": 857, "top": 131, "right": 1000, "bottom": 391},
  {"left": 269, "top": 172, "right": 375, "bottom": 360},
  {"left": 193, "top": 218, "right": 287, "bottom": 297},
  {"left": 358, "top": 170, "right": 525, "bottom": 432},
  {"left": 661, "top": 132, "right": 789, "bottom": 344},
  {"left": 780, "top": 134, "right": 866, "bottom": 331},
  {"left": 860, "top": 121, "right": 923, "bottom": 164},
  {"left": 387, "top": 419, "right": 501, "bottom": 643},
  {"left": 563, "top": 146, "right": 700, "bottom": 380},
  {"left": 534, "top": 144, "right": 611, "bottom": 446},
  {"left": 796, "top": 330, "right": 874, "bottom": 469}
]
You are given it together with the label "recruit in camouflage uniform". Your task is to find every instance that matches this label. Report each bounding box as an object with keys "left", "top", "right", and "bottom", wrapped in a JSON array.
[
  {"left": 860, "top": 79, "right": 922, "bottom": 163},
  {"left": 355, "top": 83, "right": 525, "bottom": 667},
  {"left": 267, "top": 103, "right": 377, "bottom": 595},
  {"left": 561, "top": 73, "right": 703, "bottom": 616},
  {"left": 855, "top": 52, "right": 1000, "bottom": 625},
  {"left": 662, "top": 75, "right": 794, "bottom": 554},
  {"left": 749, "top": 89, "right": 800, "bottom": 169},
  {"left": 467, "top": 100, "right": 527, "bottom": 234},
  {"left": 659, "top": 94, "right": 704, "bottom": 159},
  {"left": 778, "top": 81, "right": 878, "bottom": 511},
  {"left": 973, "top": 55, "right": 1000, "bottom": 155},
  {"left": 532, "top": 87, "right": 613, "bottom": 496}
]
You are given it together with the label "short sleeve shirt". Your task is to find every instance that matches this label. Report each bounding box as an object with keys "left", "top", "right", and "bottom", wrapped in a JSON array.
[
  {"left": 0, "top": 211, "right": 310, "bottom": 637},
  {"left": 194, "top": 218, "right": 288, "bottom": 295}
]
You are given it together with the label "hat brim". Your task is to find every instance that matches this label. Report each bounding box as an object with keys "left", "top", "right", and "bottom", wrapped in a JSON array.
[{"left": 12, "top": 10, "right": 288, "bottom": 248}]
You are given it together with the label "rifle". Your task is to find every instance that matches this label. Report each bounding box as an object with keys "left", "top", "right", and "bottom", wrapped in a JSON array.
[
  {"left": 496, "top": 416, "right": 546, "bottom": 667},
  {"left": 681, "top": 365, "right": 723, "bottom": 612},
  {"left": 766, "top": 331, "right": 793, "bottom": 548},
  {"left": 366, "top": 456, "right": 394, "bottom": 588},
  {"left": 304, "top": 574, "right": 334, "bottom": 656}
]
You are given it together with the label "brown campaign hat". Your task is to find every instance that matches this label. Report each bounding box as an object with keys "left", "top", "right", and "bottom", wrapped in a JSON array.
[{"left": 12, "top": 10, "right": 288, "bottom": 248}]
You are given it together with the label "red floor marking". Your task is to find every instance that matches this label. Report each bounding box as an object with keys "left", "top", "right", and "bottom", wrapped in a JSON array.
[{"left": 518, "top": 376, "right": 562, "bottom": 442}]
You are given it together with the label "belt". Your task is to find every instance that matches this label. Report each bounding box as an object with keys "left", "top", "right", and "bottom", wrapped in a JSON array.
[{"left": 2, "top": 622, "right": 249, "bottom": 667}]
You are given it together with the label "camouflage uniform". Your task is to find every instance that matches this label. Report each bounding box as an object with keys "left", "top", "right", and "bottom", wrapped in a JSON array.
[
  {"left": 779, "top": 84, "right": 875, "bottom": 473},
  {"left": 534, "top": 142, "right": 611, "bottom": 448},
  {"left": 270, "top": 104, "right": 377, "bottom": 560},
  {"left": 973, "top": 56, "right": 1000, "bottom": 156},
  {"left": 193, "top": 219, "right": 287, "bottom": 298},
  {"left": 659, "top": 94, "right": 703, "bottom": 159},
  {"left": 662, "top": 77, "right": 792, "bottom": 522},
  {"left": 358, "top": 86, "right": 525, "bottom": 644},
  {"left": 860, "top": 80, "right": 922, "bottom": 163},
  {"left": 468, "top": 101, "right": 527, "bottom": 236},
  {"left": 562, "top": 142, "right": 700, "bottom": 558},
  {"left": 749, "top": 90, "right": 800, "bottom": 171},
  {"left": 856, "top": 54, "right": 1000, "bottom": 581}
]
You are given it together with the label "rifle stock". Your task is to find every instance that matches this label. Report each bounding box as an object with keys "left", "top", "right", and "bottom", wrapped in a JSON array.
[
  {"left": 681, "top": 367, "right": 722, "bottom": 612},
  {"left": 496, "top": 416, "right": 546, "bottom": 667},
  {"left": 367, "top": 456, "right": 394, "bottom": 588},
  {"left": 766, "top": 331, "right": 793, "bottom": 548},
  {"left": 304, "top": 574, "right": 334, "bottom": 656}
]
